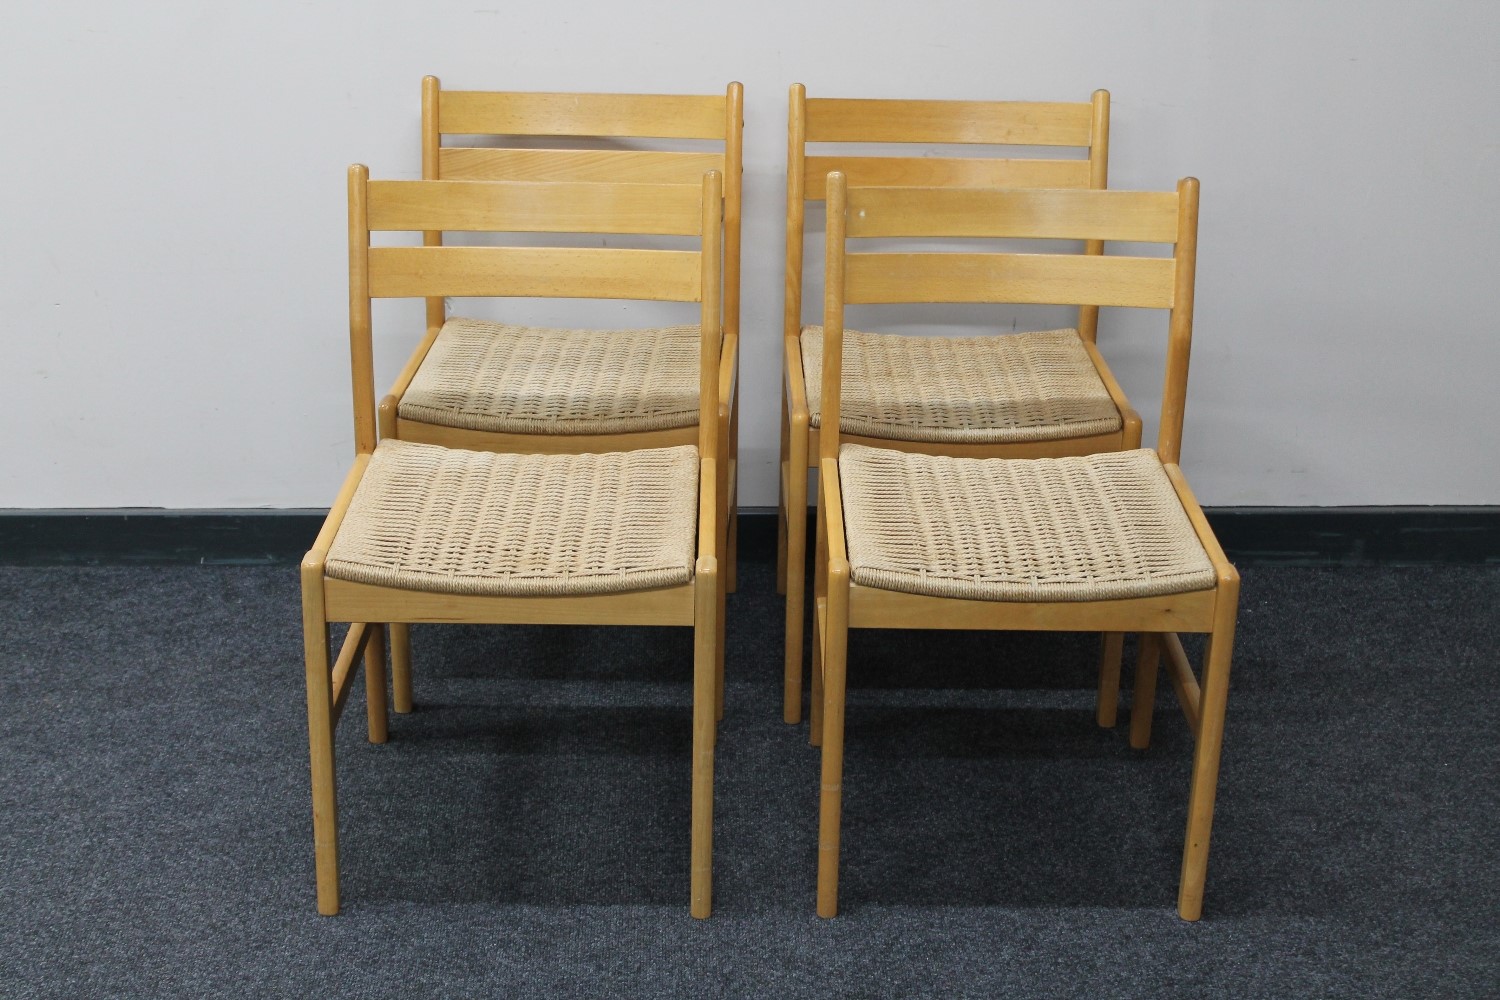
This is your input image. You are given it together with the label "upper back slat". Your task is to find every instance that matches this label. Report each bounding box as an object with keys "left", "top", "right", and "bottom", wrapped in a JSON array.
[
  {"left": 805, "top": 97, "right": 1094, "bottom": 146},
  {"left": 367, "top": 179, "right": 704, "bottom": 235},
  {"left": 845, "top": 187, "right": 1181, "bottom": 243},
  {"left": 439, "top": 90, "right": 728, "bottom": 139}
]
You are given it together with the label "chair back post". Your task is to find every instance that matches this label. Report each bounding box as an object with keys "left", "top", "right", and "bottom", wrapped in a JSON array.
[
  {"left": 699, "top": 170, "right": 724, "bottom": 461},
  {"left": 723, "top": 83, "right": 743, "bottom": 343},
  {"left": 819, "top": 171, "right": 848, "bottom": 465},
  {"left": 783, "top": 84, "right": 808, "bottom": 344},
  {"left": 1077, "top": 88, "right": 1112, "bottom": 343},
  {"left": 1158, "top": 176, "right": 1201, "bottom": 465},
  {"left": 346, "top": 164, "right": 377, "bottom": 456},
  {"left": 420, "top": 76, "right": 445, "bottom": 330}
]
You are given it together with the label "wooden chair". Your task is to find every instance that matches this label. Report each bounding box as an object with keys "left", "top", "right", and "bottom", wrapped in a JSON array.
[
  {"left": 302, "top": 168, "right": 725, "bottom": 917},
  {"left": 378, "top": 78, "right": 743, "bottom": 716},
  {"left": 777, "top": 86, "right": 1136, "bottom": 727},
  {"left": 811, "top": 173, "right": 1239, "bottom": 921}
]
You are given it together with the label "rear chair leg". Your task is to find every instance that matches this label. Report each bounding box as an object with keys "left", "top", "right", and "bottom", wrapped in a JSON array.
[
  {"left": 389, "top": 622, "right": 413, "bottom": 713},
  {"left": 783, "top": 412, "right": 809, "bottom": 723},
  {"left": 364, "top": 623, "right": 388, "bottom": 744},
  {"left": 1096, "top": 632, "right": 1125, "bottom": 727},
  {"left": 1130, "top": 633, "right": 1162, "bottom": 749}
]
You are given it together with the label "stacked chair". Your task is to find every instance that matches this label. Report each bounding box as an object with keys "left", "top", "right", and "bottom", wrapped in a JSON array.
[
  {"left": 301, "top": 166, "right": 727, "bottom": 917},
  {"left": 377, "top": 80, "right": 744, "bottom": 716},
  {"left": 809, "top": 172, "right": 1238, "bottom": 921},
  {"left": 777, "top": 87, "right": 1140, "bottom": 727},
  {"left": 301, "top": 79, "right": 1243, "bottom": 924}
]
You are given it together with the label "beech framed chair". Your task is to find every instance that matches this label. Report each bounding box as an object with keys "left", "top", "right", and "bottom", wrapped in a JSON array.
[
  {"left": 302, "top": 168, "right": 725, "bottom": 917},
  {"left": 811, "top": 173, "right": 1239, "bottom": 921},
  {"left": 778, "top": 86, "right": 1138, "bottom": 727},
  {"left": 377, "top": 79, "right": 743, "bottom": 715}
]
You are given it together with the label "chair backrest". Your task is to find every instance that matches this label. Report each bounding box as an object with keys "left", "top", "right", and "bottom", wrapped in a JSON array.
[
  {"left": 348, "top": 166, "right": 724, "bottom": 461},
  {"left": 421, "top": 77, "right": 742, "bottom": 342},
  {"left": 786, "top": 85, "right": 1111, "bottom": 343},
  {"left": 821, "top": 173, "right": 1199, "bottom": 464}
]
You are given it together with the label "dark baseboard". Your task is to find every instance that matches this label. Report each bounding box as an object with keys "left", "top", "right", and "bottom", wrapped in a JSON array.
[{"left": 0, "top": 506, "right": 1496, "bottom": 568}]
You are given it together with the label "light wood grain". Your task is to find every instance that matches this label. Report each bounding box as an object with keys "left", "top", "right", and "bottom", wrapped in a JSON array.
[
  {"left": 846, "top": 584, "right": 1218, "bottom": 633},
  {"left": 323, "top": 577, "right": 696, "bottom": 626},
  {"left": 843, "top": 252, "right": 1176, "bottom": 308},
  {"left": 806, "top": 97, "right": 1093, "bottom": 146},
  {"left": 845, "top": 187, "right": 1180, "bottom": 242},
  {"left": 329, "top": 621, "right": 372, "bottom": 725},
  {"left": 367, "top": 179, "right": 703, "bottom": 236},
  {"left": 1162, "top": 631, "right": 1202, "bottom": 732},
  {"left": 804, "top": 425, "right": 1128, "bottom": 464},
  {"left": 367, "top": 246, "right": 702, "bottom": 301},
  {"left": 439, "top": 147, "right": 723, "bottom": 183},
  {"left": 394, "top": 418, "right": 697, "bottom": 454},
  {"left": 804, "top": 155, "right": 1090, "bottom": 196},
  {"left": 440, "top": 90, "right": 728, "bottom": 139}
]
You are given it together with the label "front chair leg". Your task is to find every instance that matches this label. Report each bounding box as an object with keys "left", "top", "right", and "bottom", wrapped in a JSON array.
[
  {"left": 690, "top": 561, "right": 719, "bottom": 919},
  {"left": 301, "top": 573, "right": 340, "bottom": 916},
  {"left": 1177, "top": 590, "right": 1239, "bottom": 921},
  {"left": 816, "top": 563, "right": 850, "bottom": 918}
]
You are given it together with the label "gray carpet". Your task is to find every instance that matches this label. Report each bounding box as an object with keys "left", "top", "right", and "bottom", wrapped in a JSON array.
[{"left": 2, "top": 535, "right": 1497, "bottom": 998}]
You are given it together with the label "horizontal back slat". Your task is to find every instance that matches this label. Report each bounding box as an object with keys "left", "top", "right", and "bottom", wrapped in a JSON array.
[
  {"left": 367, "top": 180, "right": 703, "bottom": 235},
  {"left": 440, "top": 91, "right": 727, "bottom": 139},
  {"left": 368, "top": 246, "right": 702, "bottom": 301},
  {"left": 803, "top": 155, "right": 1090, "bottom": 198},
  {"left": 439, "top": 147, "right": 725, "bottom": 183},
  {"left": 806, "top": 98, "right": 1093, "bottom": 146},
  {"left": 843, "top": 252, "right": 1175, "bottom": 308},
  {"left": 846, "top": 188, "right": 1180, "bottom": 242}
]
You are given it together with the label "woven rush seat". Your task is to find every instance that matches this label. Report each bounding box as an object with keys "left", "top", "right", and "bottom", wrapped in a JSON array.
[
  {"left": 326, "top": 439, "right": 699, "bottom": 597},
  {"left": 400, "top": 317, "right": 703, "bottom": 435},
  {"left": 838, "top": 444, "right": 1215, "bottom": 603},
  {"left": 801, "top": 326, "right": 1122, "bottom": 443}
]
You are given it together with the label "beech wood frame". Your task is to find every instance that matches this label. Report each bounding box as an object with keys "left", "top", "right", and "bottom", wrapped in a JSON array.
[
  {"left": 302, "top": 168, "right": 726, "bottom": 918},
  {"left": 776, "top": 86, "right": 1136, "bottom": 727},
  {"left": 810, "top": 173, "right": 1240, "bottom": 922}
]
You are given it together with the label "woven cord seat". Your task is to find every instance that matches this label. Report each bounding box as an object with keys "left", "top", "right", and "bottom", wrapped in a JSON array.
[
  {"left": 326, "top": 439, "right": 699, "bottom": 597},
  {"left": 838, "top": 445, "right": 1215, "bottom": 603},
  {"left": 801, "top": 326, "right": 1122, "bottom": 444},
  {"left": 399, "top": 317, "right": 703, "bottom": 435}
]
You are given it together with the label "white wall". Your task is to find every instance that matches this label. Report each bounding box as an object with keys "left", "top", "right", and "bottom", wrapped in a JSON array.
[{"left": 4, "top": 1, "right": 1497, "bottom": 508}]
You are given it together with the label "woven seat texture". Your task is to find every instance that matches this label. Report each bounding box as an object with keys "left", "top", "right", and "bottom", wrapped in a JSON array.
[
  {"left": 326, "top": 440, "right": 699, "bottom": 597},
  {"left": 400, "top": 317, "right": 701, "bottom": 435},
  {"left": 838, "top": 445, "right": 1215, "bottom": 603},
  {"left": 801, "top": 326, "right": 1122, "bottom": 443}
]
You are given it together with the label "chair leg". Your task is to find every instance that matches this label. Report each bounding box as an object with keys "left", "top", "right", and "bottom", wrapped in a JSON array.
[
  {"left": 726, "top": 390, "right": 740, "bottom": 595},
  {"left": 1129, "top": 633, "right": 1162, "bottom": 750},
  {"left": 783, "top": 412, "right": 810, "bottom": 724},
  {"left": 1096, "top": 632, "right": 1125, "bottom": 727},
  {"left": 816, "top": 564, "right": 850, "bottom": 918},
  {"left": 1177, "top": 594, "right": 1239, "bottom": 921},
  {"left": 389, "top": 622, "right": 413, "bottom": 714},
  {"left": 301, "top": 577, "right": 340, "bottom": 916},
  {"left": 776, "top": 388, "right": 791, "bottom": 596},
  {"left": 364, "top": 623, "right": 389, "bottom": 744},
  {"left": 809, "top": 482, "right": 829, "bottom": 748},
  {"left": 715, "top": 555, "right": 727, "bottom": 724},
  {"left": 690, "top": 566, "right": 719, "bottom": 919}
]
